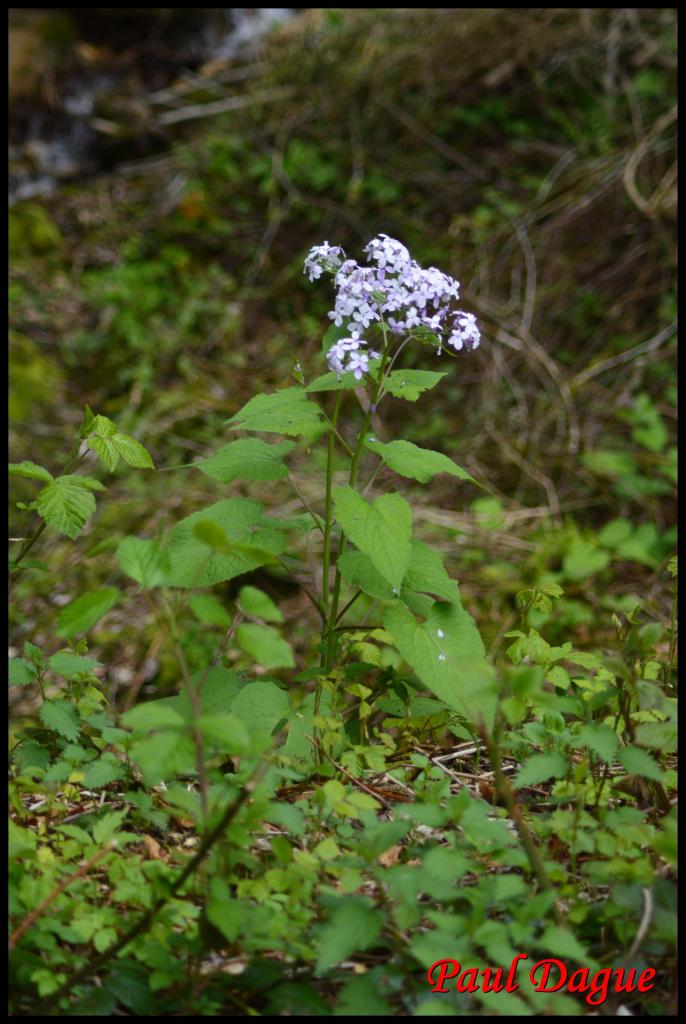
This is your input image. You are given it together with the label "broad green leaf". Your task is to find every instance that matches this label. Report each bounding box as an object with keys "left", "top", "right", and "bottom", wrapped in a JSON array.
[
  {"left": 164, "top": 498, "right": 286, "bottom": 588},
  {"left": 230, "top": 680, "right": 290, "bottom": 737},
  {"left": 189, "top": 594, "right": 231, "bottom": 627},
  {"left": 236, "top": 624, "right": 294, "bottom": 669},
  {"left": 338, "top": 549, "right": 395, "bottom": 601},
  {"left": 39, "top": 700, "right": 80, "bottom": 742},
  {"left": 195, "top": 438, "right": 295, "bottom": 484},
  {"left": 384, "top": 601, "right": 494, "bottom": 727},
  {"left": 365, "top": 438, "right": 477, "bottom": 485},
  {"left": 35, "top": 475, "right": 101, "bottom": 539},
  {"left": 334, "top": 486, "right": 412, "bottom": 592},
  {"left": 195, "top": 713, "right": 251, "bottom": 754},
  {"left": 121, "top": 702, "right": 186, "bottom": 732},
  {"left": 117, "top": 537, "right": 170, "bottom": 588},
  {"left": 9, "top": 658, "right": 36, "bottom": 686},
  {"left": 403, "top": 541, "right": 460, "bottom": 601},
  {"left": 514, "top": 752, "right": 568, "bottom": 788},
  {"left": 238, "top": 585, "right": 284, "bottom": 622},
  {"left": 575, "top": 724, "right": 618, "bottom": 763},
  {"left": 88, "top": 415, "right": 117, "bottom": 438},
  {"left": 617, "top": 745, "right": 664, "bottom": 781},
  {"left": 82, "top": 755, "right": 124, "bottom": 789},
  {"left": 9, "top": 461, "right": 53, "bottom": 482},
  {"left": 315, "top": 897, "right": 383, "bottom": 974},
  {"left": 383, "top": 369, "right": 447, "bottom": 402},
  {"left": 562, "top": 538, "right": 609, "bottom": 580},
  {"left": 305, "top": 371, "right": 358, "bottom": 392},
  {"left": 157, "top": 668, "right": 243, "bottom": 721},
  {"left": 57, "top": 588, "right": 120, "bottom": 639},
  {"left": 48, "top": 651, "right": 101, "bottom": 679},
  {"left": 537, "top": 925, "right": 595, "bottom": 968},
  {"left": 226, "top": 387, "right": 325, "bottom": 440},
  {"left": 193, "top": 520, "right": 231, "bottom": 551},
  {"left": 129, "top": 731, "right": 194, "bottom": 786}
]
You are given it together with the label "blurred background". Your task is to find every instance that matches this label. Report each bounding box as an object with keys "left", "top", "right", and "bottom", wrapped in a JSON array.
[{"left": 9, "top": 8, "right": 677, "bottom": 699}]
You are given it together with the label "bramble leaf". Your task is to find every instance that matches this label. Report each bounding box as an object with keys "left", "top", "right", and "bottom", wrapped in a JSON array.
[{"left": 35, "top": 475, "right": 101, "bottom": 539}]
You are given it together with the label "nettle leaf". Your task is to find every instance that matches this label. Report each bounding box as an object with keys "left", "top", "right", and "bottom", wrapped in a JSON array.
[
  {"left": 82, "top": 754, "right": 124, "bottom": 789},
  {"left": 9, "top": 461, "right": 53, "bottom": 482},
  {"left": 164, "top": 498, "right": 286, "bottom": 588},
  {"left": 238, "top": 585, "right": 283, "bottom": 623},
  {"left": 48, "top": 651, "right": 101, "bottom": 679},
  {"left": 366, "top": 438, "right": 477, "bottom": 486},
  {"left": 196, "top": 438, "right": 295, "bottom": 484},
  {"left": 57, "top": 587, "right": 120, "bottom": 639},
  {"left": 236, "top": 623, "right": 295, "bottom": 669},
  {"left": 617, "top": 745, "right": 665, "bottom": 781},
  {"left": 315, "top": 897, "right": 383, "bottom": 974},
  {"left": 35, "top": 475, "right": 103, "bottom": 539},
  {"left": 9, "top": 658, "right": 36, "bottom": 686},
  {"left": 230, "top": 680, "right": 290, "bottom": 737},
  {"left": 575, "top": 723, "right": 618, "bottom": 763},
  {"left": 384, "top": 600, "right": 495, "bottom": 727},
  {"left": 88, "top": 432, "right": 154, "bottom": 472},
  {"left": 117, "top": 537, "right": 170, "bottom": 589},
  {"left": 226, "top": 387, "right": 325, "bottom": 440},
  {"left": 383, "top": 369, "right": 447, "bottom": 402},
  {"left": 334, "top": 486, "right": 412, "bottom": 592},
  {"left": 514, "top": 751, "right": 568, "bottom": 788},
  {"left": 189, "top": 594, "right": 231, "bottom": 627},
  {"left": 39, "top": 700, "right": 80, "bottom": 742}
]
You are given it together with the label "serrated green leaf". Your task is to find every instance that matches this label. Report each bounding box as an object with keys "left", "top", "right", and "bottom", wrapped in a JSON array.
[
  {"left": 315, "top": 897, "right": 383, "bottom": 974},
  {"left": 230, "top": 680, "right": 290, "bottom": 737},
  {"left": 366, "top": 438, "right": 477, "bottom": 485},
  {"left": 111, "top": 434, "right": 155, "bottom": 469},
  {"left": 117, "top": 537, "right": 170, "bottom": 588},
  {"left": 56, "top": 588, "right": 120, "bottom": 639},
  {"left": 305, "top": 371, "right": 358, "bottom": 392},
  {"left": 121, "top": 703, "right": 186, "bottom": 732},
  {"left": 617, "top": 745, "right": 664, "bottom": 780},
  {"left": 237, "top": 585, "right": 283, "bottom": 623},
  {"left": 575, "top": 724, "right": 618, "bottom": 763},
  {"left": 9, "top": 658, "right": 36, "bottom": 686},
  {"left": 88, "top": 415, "right": 117, "bottom": 438},
  {"left": 514, "top": 751, "right": 568, "bottom": 788},
  {"left": 196, "top": 438, "right": 295, "bottom": 484},
  {"left": 383, "top": 370, "right": 447, "bottom": 402},
  {"left": 334, "top": 487, "right": 412, "bottom": 592},
  {"left": 48, "top": 651, "right": 101, "bottom": 679},
  {"left": 384, "top": 601, "right": 494, "bottom": 727},
  {"left": 226, "top": 386, "right": 325, "bottom": 440},
  {"left": 92, "top": 809, "right": 128, "bottom": 845},
  {"left": 39, "top": 700, "right": 80, "bottom": 741},
  {"left": 88, "top": 435, "right": 119, "bottom": 471},
  {"left": 164, "top": 498, "right": 286, "bottom": 588},
  {"left": 35, "top": 475, "right": 99, "bottom": 539},
  {"left": 236, "top": 623, "right": 294, "bottom": 669},
  {"left": 9, "top": 460, "right": 53, "bottom": 482},
  {"left": 82, "top": 755, "right": 124, "bottom": 789},
  {"left": 189, "top": 593, "right": 231, "bottom": 627},
  {"left": 538, "top": 925, "right": 595, "bottom": 968}
]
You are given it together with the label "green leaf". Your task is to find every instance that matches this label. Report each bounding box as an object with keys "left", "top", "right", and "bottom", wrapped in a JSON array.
[
  {"left": 35, "top": 475, "right": 100, "bottom": 539},
  {"left": 189, "top": 594, "right": 231, "bottom": 627},
  {"left": 117, "top": 537, "right": 170, "bottom": 588},
  {"left": 237, "top": 586, "right": 284, "bottom": 623},
  {"left": 365, "top": 438, "right": 477, "bottom": 485},
  {"left": 334, "top": 487, "right": 412, "bottom": 592},
  {"left": 562, "top": 538, "right": 609, "bottom": 581},
  {"left": 92, "top": 809, "right": 128, "bottom": 845},
  {"left": 164, "top": 498, "right": 286, "bottom": 588},
  {"left": 537, "top": 925, "right": 595, "bottom": 968},
  {"left": 89, "top": 433, "right": 154, "bottom": 471},
  {"left": 9, "top": 658, "right": 36, "bottom": 686},
  {"left": 575, "top": 724, "right": 618, "bottom": 763},
  {"left": 226, "top": 387, "right": 325, "bottom": 440},
  {"left": 580, "top": 450, "right": 637, "bottom": 477},
  {"left": 305, "top": 371, "right": 358, "bottom": 392},
  {"left": 9, "top": 460, "right": 53, "bottom": 482},
  {"left": 39, "top": 700, "right": 80, "bottom": 742},
  {"left": 230, "top": 680, "right": 290, "bottom": 737},
  {"left": 514, "top": 752, "right": 568, "bottom": 788},
  {"left": 56, "top": 588, "right": 120, "bottom": 639},
  {"left": 82, "top": 754, "right": 124, "bottom": 789},
  {"left": 384, "top": 601, "right": 495, "bottom": 727},
  {"left": 236, "top": 624, "right": 294, "bottom": 669},
  {"left": 383, "top": 370, "right": 447, "bottom": 402},
  {"left": 195, "top": 713, "right": 251, "bottom": 754},
  {"left": 195, "top": 438, "right": 295, "bottom": 484},
  {"left": 315, "top": 897, "right": 383, "bottom": 974},
  {"left": 338, "top": 541, "right": 459, "bottom": 604},
  {"left": 121, "top": 703, "right": 186, "bottom": 732},
  {"left": 88, "top": 414, "right": 117, "bottom": 438},
  {"left": 617, "top": 745, "right": 665, "bottom": 781},
  {"left": 48, "top": 651, "right": 101, "bottom": 679}
]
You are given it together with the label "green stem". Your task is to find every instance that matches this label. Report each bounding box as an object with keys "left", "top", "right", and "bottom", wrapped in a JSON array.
[{"left": 321, "top": 391, "right": 343, "bottom": 626}]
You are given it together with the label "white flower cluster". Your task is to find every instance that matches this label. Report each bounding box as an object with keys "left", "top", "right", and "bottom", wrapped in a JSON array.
[{"left": 304, "top": 233, "right": 481, "bottom": 379}]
